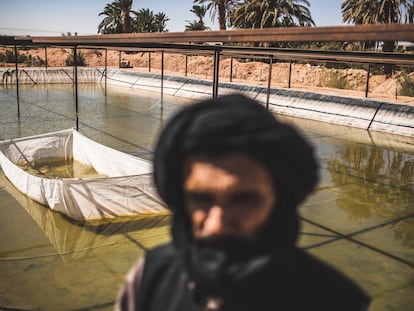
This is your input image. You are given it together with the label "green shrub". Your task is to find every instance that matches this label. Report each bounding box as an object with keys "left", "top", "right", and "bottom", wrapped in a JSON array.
[
  {"left": 399, "top": 74, "right": 414, "bottom": 96},
  {"left": 64, "top": 51, "right": 86, "bottom": 66},
  {"left": 23, "top": 55, "right": 45, "bottom": 67},
  {"left": 0, "top": 50, "right": 19, "bottom": 63},
  {"left": 0, "top": 51, "right": 45, "bottom": 66},
  {"left": 321, "top": 70, "right": 349, "bottom": 89}
]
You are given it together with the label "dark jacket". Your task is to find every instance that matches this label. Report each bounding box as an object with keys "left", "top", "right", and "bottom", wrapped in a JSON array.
[{"left": 116, "top": 243, "right": 370, "bottom": 311}]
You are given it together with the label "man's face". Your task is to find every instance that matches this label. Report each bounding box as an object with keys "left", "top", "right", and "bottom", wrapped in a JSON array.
[{"left": 183, "top": 153, "right": 276, "bottom": 241}]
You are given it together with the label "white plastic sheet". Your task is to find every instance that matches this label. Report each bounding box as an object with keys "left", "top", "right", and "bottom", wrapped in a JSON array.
[{"left": 0, "top": 129, "right": 168, "bottom": 220}]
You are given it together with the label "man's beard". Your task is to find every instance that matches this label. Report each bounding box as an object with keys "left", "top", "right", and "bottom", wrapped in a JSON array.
[
  {"left": 184, "top": 235, "right": 279, "bottom": 297},
  {"left": 173, "top": 207, "right": 299, "bottom": 298}
]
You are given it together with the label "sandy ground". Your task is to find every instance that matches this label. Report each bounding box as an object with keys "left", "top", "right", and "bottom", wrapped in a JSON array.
[{"left": 2, "top": 47, "right": 414, "bottom": 105}]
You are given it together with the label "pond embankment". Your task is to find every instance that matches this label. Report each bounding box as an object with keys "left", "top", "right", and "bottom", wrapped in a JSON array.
[{"left": 2, "top": 67, "right": 413, "bottom": 138}]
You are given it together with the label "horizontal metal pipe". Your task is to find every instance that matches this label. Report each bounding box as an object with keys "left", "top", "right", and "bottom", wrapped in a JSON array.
[{"left": 15, "top": 24, "right": 414, "bottom": 44}]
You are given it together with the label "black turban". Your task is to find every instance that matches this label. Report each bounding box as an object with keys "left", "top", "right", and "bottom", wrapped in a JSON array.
[
  {"left": 154, "top": 93, "right": 318, "bottom": 215},
  {"left": 153, "top": 94, "right": 319, "bottom": 295}
]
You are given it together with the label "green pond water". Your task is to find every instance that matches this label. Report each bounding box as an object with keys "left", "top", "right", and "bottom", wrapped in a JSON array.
[
  {"left": 20, "top": 159, "right": 105, "bottom": 179},
  {"left": 0, "top": 83, "right": 413, "bottom": 310}
]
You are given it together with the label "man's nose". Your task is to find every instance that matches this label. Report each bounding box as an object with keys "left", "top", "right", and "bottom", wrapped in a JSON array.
[{"left": 203, "top": 206, "right": 225, "bottom": 236}]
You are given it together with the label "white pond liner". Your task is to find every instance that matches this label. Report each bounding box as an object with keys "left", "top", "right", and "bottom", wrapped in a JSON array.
[{"left": 0, "top": 128, "right": 167, "bottom": 221}]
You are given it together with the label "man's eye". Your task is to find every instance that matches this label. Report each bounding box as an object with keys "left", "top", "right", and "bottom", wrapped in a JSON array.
[
  {"left": 230, "top": 192, "right": 262, "bottom": 207},
  {"left": 186, "top": 192, "right": 214, "bottom": 206}
]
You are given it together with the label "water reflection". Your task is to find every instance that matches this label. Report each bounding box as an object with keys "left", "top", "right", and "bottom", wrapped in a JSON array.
[
  {"left": 1, "top": 84, "right": 414, "bottom": 310},
  {"left": 0, "top": 165, "right": 171, "bottom": 309},
  {"left": 329, "top": 145, "right": 414, "bottom": 188},
  {"left": 327, "top": 140, "right": 414, "bottom": 247},
  {"left": 0, "top": 171, "right": 171, "bottom": 261},
  {"left": 393, "top": 218, "right": 414, "bottom": 248},
  {"left": 0, "top": 83, "right": 190, "bottom": 150}
]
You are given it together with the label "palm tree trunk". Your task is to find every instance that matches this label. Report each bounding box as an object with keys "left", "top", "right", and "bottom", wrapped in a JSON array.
[
  {"left": 383, "top": 40, "right": 395, "bottom": 77},
  {"left": 218, "top": 0, "right": 227, "bottom": 30},
  {"left": 123, "top": 13, "right": 132, "bottom": 33}
]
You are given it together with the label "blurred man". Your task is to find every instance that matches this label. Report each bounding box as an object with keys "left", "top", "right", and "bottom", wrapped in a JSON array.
[{"left": 115, "top": 94, "right": 370, "bottom": 311}]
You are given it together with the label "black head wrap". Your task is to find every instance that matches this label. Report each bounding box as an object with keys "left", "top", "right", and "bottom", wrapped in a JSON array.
[{"left": 153, "top": 94, "right": 319, "bottom": 296}]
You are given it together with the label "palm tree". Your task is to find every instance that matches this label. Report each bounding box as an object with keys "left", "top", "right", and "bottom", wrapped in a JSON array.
[
  {"left": 133, "top": 9, "right": 169, "bottom": 33},
  {"left": 341, "top": 0, "right": 414, "bottom": 75},
  {"left": 98, "top": 0, "right": 134, "bottom": 34},
  {"left": 185, "top": 5, "right": 210, "bottom": 31},
  {"left": 119, "top": 0, "right": 134, "bottom": 33},
  {"left": 231, "top": 0, "right": 314, "bottom": 29},
  {"left": 154, "top": 12, "right": 170, "bottom": 32},
  {"left": 185, "top": 20, "right": 208, "bottom": 31},
  {"left": 98, "top": 2, "right": 123, "bottom": 34},
  {"left": 342, "top": 0, "right": 414, "bottom": 25},
  {"left": 341, "top": 0, "right": 414, "bottom": 51},
  {"left": 134, "top": 8, "right": 156, "bottom": 32},
  {"left": 193, "top": 0, "right": 238, "bottom": 30}
]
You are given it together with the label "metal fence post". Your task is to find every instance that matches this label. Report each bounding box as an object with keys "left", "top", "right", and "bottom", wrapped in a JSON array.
[
  {"left": 230, "top": 57, "right": 233, "bottom": 82},
  {"left": 266, "top": 56, "right": 273, "bottom": 110},
  {"left": 74, "top": 46, "right": 79, "bottom": 131},
  {"left": 185, "top": 54, "right": 188, "bottom": 77},
  {"left": 288, "top": 59, "right": 293, "bottom": 88},
  {"left": 14, "top": 45, "right": 20, "bottom": 117},
  {"left": 44, "top": 46, "right": 48, "bottom": 69},
  {"left": 213, "top": 49, "right": 220, "bottom": 100},
  {"left": 104, "top": 48, "right": 108, "bottom": 97},
  {"left": 161, "top": 50, "right": 164, "bottom": 110},
  {"left": 365, "top": 64, "right": 371, "bottom": 98}
]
